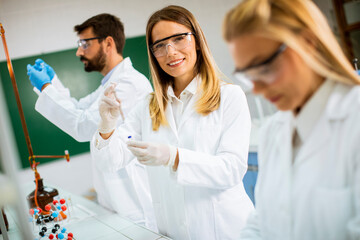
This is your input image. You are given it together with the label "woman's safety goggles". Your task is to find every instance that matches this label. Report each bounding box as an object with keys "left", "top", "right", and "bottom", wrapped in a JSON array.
[
  {"left": 234, "top": 44, "right": 287, "bottom": 92},
  {"left": 150, "top": 32, "right": 194, "bottom": 58}
]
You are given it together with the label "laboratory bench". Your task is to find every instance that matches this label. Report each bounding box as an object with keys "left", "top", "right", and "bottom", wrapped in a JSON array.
[{"left": 0, "top": 183, "right": 171, "bottom": 240}]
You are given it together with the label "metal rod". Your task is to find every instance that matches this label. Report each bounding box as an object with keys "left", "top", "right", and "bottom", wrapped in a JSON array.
[
  {"left": 0, "top": 23, "right": 35, "bottom": 168},
  {"left": 32, "top": 150, "right": 70, "bottom": 161},
  {"left": 34, "top": 155, "right": 67, "bottom": 159}
]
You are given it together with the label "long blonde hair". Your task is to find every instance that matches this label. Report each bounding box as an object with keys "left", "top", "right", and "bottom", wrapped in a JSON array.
[
  {"left": 223, "top": 0, "right": 360, "bottom": 86},
  {"left": 146, "top": 5, "right": 222, "bottom": 131}
]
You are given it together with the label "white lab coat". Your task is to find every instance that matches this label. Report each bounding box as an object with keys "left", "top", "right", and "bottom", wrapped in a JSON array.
[
  {"left": 91, "top": 80, "right": 254, "bottom": 240},
  {"left": 241, "top": 81, "right": 360, "bottom": 240},
  {"left": 34, "top": 58, "right": 157, "bottom": 230}
]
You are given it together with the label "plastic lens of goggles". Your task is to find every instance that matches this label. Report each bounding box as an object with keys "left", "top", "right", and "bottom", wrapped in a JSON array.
[
  {"left": 77, "top": 37, "right": 102, "bottom": 50},
  {"left": 151, "top": 33, "right": 193, "bottom": 57},
  {"left": 234, "top": 72, "right": 254, "bottom": 92}
]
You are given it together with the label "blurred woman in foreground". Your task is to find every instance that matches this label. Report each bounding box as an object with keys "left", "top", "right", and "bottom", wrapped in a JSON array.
[{"left": 224, "top": 0, "right": 360, "bottom": 239}]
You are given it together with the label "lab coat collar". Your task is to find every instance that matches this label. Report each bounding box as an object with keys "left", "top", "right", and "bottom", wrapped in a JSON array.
[
  {"left": 167, "top": 87, "right": 176, "bottom": 103},
  {"left": 166, "top": 75, "right": 199, "bottom": 102},
  {"left": 269, "top": 109, "right": 328, "bottom": 168},
  {"left": 295, "top": 80, "right": 355, "bottom": 165},
  {"left": 101, "top": 64, "right": 117, "bottom": 86},
  {"left": 271, "top": 80, "right": 354, "bottom": 166},
  {"left": 165, "top": 101, "right": 179, "bottom": 139},
  {"left": 102, "top": 57, "right": 132, "bottom": 88},
  {"left": 271, "top": 79, "right": 348, "bottom": 124},
  {"left": 177, "top": 76, "right": 201, "bottom": 131},
  {"left": 165, "top": 76, "right": 201, "bottom": 137},
  {"left": 294, "top": 79, "right": 335, "bottom": 143},
  {"left": 325, "top": 81, "right": 355, "bottom": 120}
]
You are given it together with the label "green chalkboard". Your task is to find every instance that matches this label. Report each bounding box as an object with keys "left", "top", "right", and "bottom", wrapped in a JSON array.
[{"left": 0, "top": 35, "right": 149, "bottom": 169}]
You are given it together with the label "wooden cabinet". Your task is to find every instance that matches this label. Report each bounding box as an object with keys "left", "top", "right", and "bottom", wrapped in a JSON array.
[{"left": 332, "top": 0, "right": 360, "bottom": 61}]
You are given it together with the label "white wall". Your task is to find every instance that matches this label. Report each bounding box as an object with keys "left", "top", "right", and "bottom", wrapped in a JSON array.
[
  {"left": 0, "top": 0, "right": 240, "bottom": 81},
  {"left": 0, "top": 0, "right": 341, "bottom": 82},
  {"left": 17, "top": 152, "right": 93, "bottom": 196}
]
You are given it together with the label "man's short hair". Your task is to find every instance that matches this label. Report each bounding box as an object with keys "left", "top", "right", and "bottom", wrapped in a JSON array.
[{"left": 74, "top": 13, "right": 125, "bottom": 55}]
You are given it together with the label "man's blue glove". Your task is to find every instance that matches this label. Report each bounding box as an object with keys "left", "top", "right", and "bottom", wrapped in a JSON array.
[
  {"left": 33, "top": 59, "right": 56, "bottom": 80},
  {"left": 27, "top": 64, "right": 51, "bottom": 91}
]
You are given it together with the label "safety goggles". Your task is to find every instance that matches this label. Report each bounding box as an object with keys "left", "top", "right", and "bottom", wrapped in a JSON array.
[
  {"left": 77, "top": 37, "right": 103, "bottom": 50},
  {"left": 234, "top": 44, "right": 287, "bottom": 92},
  {"left": 150, "top": 32, "right": 194, "bottom": 58}
]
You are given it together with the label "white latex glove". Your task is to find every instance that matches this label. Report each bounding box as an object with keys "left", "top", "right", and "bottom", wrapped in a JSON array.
[
  {"left": 98, "top": 83, "right": 124, "bottom": 134},
  {"left": 127, "top": 140, "right": 177, "bottom": 166}
]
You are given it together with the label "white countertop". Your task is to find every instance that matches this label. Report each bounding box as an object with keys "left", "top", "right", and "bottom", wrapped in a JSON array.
[{"left": 1, "top": 183, "right": 171, "bottom": 240}]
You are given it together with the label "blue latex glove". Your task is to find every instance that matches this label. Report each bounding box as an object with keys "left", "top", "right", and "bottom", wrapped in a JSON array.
[
  {"left": 34, "top": 59, "right": 56, "bottom": 80},
  {"left": 27, "top": 64, "right": 51, "bottom": 91},
  {"left": 357, "top": 70, "right": 360, "bottom": 76}
]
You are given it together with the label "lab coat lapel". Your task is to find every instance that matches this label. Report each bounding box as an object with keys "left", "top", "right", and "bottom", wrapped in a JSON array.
[
  {"left": 177, "top": 94, "right": 197, "bottom": 132},
  {"left": 271, "top": 112, "right": 293, "bottom": 206},
  {"left": 294, "top": 114, "right": 331, "bottom": 165},
  {"left": 293, "top": 82, "right": 349, "bottom": 165},
  {"left": 165, "top": 103, "right": 179, "bottom": 139},
  {"left": 177, "top": 76, "right": 200, "bottom": 131},
  {"left": 103, "top": 62, "right": 124, "bottom": 88},
  {"left": 276, "top": 112, "right": 294, "bottom": 167}
]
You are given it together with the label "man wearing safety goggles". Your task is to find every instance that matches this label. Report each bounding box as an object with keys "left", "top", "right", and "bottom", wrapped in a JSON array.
[{"left": 26, "top": 13, "right": 157, "bottom": 231}]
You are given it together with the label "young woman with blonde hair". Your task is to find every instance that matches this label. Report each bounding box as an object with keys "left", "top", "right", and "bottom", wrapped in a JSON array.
[
  {"left": 224, "top": 0, "right": 360, "bottom": 239},
  {"left": 91, "top": 5, "right": 253, "bottom": 239}
]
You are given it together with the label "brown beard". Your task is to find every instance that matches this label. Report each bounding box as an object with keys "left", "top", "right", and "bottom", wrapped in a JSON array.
[{"left": 80, "top": 45, "right": 106, "bottom": 72}]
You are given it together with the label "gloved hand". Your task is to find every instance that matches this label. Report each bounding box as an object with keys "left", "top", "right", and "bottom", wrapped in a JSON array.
[
  {"left": 98, "top": 83, "right": 124, "bottom": 134},
  {"left": 127, "top": 140, "right": 177, "bottom": 166},
  {"left": 26, "top": 64, "right": 51, "bottom": 91},
  {"left": 34, "top": 59, "right": 56, "bottom": 80}
]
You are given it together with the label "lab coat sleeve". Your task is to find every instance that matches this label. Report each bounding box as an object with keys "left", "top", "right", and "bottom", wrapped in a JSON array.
[
  {"left": 33, "top": 75, "right": 71, "bottom": 98},
  {"left": 175, "top": 85, "right": 251, "bottom": 189},
  {"left": 113, "top": 78, "right": 137, "bottom": 120},
  {"left": 90, "top": 99, "right": 145, "bottom": 173},
  {"left": 51, "top": 75, "right": 71, "bottom": 98},
  {"left": 34, "top": 73, "right": 140, "bottom": 142},
  {"left": 90, "top": 130, "right": 134, "bottom": 173},
  {"left": 35, "top": 84, "right": 101, "bottom": 142}
]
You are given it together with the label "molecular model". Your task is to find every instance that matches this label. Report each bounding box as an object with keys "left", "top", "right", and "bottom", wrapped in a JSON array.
[{"left": 29, "top": 198, "right": 75, "bottom": 240}]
